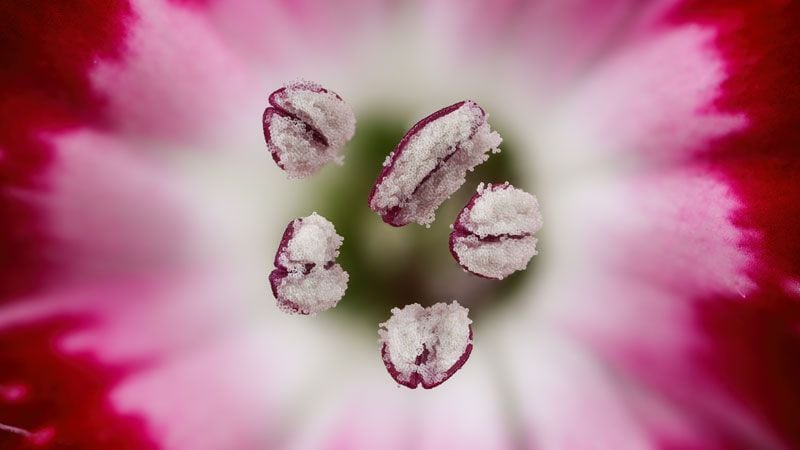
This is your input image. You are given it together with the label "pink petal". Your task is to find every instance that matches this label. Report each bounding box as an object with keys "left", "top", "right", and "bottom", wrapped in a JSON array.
[
  {"left": 675, "top": 3, "right": 800, "bottom": 446},
  {"left": 40, "top": 131, "right": 201, "bottom": 283},
  {"left": 493, "top": 2, "right": 800, "bottom": 446},
  {"left": 0, "top": 0, "right": 133, "bottom": 305},
  {"left": 88, "top": 0, "right": 383, "bottom": 147},
  {"left": 89, "top": 0, "right": 258, "bottom": 145},
  {"left": 263, "top": 81, "right": 356, "bottom": 178},
  {"left": 291, "top": 351, "right": 514, "bottom": 450}
]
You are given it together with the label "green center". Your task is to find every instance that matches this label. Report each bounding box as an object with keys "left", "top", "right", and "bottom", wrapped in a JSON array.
[{"left": 302, "top": 114, "right": 536, "bottom": 325}]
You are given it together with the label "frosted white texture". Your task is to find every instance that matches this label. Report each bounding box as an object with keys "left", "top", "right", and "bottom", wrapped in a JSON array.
[
  {"left": 378, "top": 302, "right": 472, "bottom": 386},
  {"left": 464, "top": 183, "right": 543, "bottom": 237},
  {"left": 266, "top": 80, "right": 355, "bottom": 179},
  {"left": 452, "top": 234, "right": 539, "bottom": 280},
  {"left": 273, "top": 212, "right": 348, "bottom": 315},
  {"left": 371, "top": 101, "right": 502, "bottom": 226},
  {"left": 281, "top": 81, "right": 356, "bottom": 151},
  {"left": 275, "top": 265, "right": 349, "bottom": 315},
  {"left": 451, "top": 183, "right": 543, "bottom": 279},
  {"left": 280, "top": 212, "right": 343, "bottom": 270},
  {"left": 269, "top": 114, "right": 329, "bottom": 179}
]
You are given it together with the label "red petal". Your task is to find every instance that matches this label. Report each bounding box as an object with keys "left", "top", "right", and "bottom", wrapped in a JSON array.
[
  {"left": 673, "top": 2, "right": 800, "bottom": 447},
  {"left": 0, "top": 315, "right": 156, "bottom": 449},
  {"left": 0, "top": 1, "right": 133, "bottom": 304}
]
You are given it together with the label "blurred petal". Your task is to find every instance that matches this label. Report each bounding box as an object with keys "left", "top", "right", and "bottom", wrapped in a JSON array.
[
  {"left": 289, "top": 348, "right": 516, "bottom": 450},
  {"left": 90, "top": 0, "right": 257, "bottom": 145},
  {"left": 497, "top": 2, "right": 800, "bottom": 449},
  {"left": 89, "top": 0, "right": 386, "bottom": 147},
  {"left": 0, "top": 307, "right": 157, "bottom": 449},
  {"left": 516, "top": 168, "right": 763, "bottom": 448},
  {"left": 0, "top": 0, "right": 133, "bottom": 303},
  {"left": 537, "top": 25, "right": 746, "bottom": 171},
  {"left": 40, "top": 130, "right": 201, "bottom": 282}
]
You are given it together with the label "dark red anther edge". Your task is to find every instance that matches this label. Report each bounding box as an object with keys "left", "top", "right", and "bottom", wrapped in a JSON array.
[
  {"left": 449, "top": 183, "right": 532, "bottom": 280},
  {"left": 263, "top": 83, "right": 340, "bottom": 167}
]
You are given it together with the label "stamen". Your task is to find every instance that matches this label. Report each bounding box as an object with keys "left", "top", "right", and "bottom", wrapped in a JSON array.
[
  {"left": 369, "top": 101, "right": 502, "bottom": 227},
  {"left": 263, "top": 80, "right": 356, "bottom": 179},
  {"left": 270, "top": 212, "right": 349, "bottom": 315},
  {"left": 450, "top": 182, "right": 542, "bottom": 279},
  {"left": 378, "top": 302, "right": 473, "bottom": 389}
]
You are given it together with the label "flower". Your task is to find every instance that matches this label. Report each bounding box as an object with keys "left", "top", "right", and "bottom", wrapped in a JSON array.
[{"left": 1, "top": 1, "right": 799, "bottom": 449}]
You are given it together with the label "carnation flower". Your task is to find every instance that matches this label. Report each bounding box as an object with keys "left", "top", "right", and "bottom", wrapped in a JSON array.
[{"left": 1, "top": 1, "right": 799, "bottom": 449}]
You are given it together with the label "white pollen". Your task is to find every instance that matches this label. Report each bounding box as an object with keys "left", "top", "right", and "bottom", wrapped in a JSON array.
[
  {"left": 452, "top": 234, "right": 539, "bottom": 280},
  {"left": 464, "top": 183, "right": 543, "bottom": 238},
  {"left": 281, "top": 80, "right": 356, "bottom": 151},
  {"left": 280, "top": 212, "right": 343, "bottom": 270},
  {"left": 264, "top": 80, "right": 356, "bottom": 179},
  {"left": 451, "top": 184, "right": 543, "bottom": 279},
  {"left": 275, "top": 265, "right": 349, "bottom": 315},
  {"left": 271, "top": 212, "right": 348, "bottom": 315},
  {"left": 378, "top": 302, "right": 473, "bottom": 388},
  {"left": 370, "top": 101, "right": 502, "bottom": 226},
  {"left": 268, "top": 115, "right": 330, "bottom": 179}
]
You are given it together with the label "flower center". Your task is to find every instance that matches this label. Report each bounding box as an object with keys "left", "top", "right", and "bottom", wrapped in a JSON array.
[{"left": 300, "top": 115, "right": 539, "bottom": 324}]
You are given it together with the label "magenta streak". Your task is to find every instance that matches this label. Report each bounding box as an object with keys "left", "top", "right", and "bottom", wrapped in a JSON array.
[
  {"left": 422, "top": 328, "right": 474, "bottom": 389},
  {"left": 415, "top": 345, "right": 431, "bottom": 364},
  {"left": 381, "top": 344, "right": 420, "bottom": 389},
  {"left": 453, "top": 230, "right": 532, "bottom": 243}
]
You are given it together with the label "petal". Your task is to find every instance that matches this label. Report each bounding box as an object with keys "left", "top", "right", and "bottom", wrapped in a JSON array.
[
  {"left": 503, "top": 2, "right": 800, "bottom": 447},
  {"left": 498, "top": 167, "right": 770, "bottom": 449},
  {"left": 90, "top": 0, "right": 259, "bottom": 145},
  {"left": 683, "top": 1, "right": 800, "bottom": 282},
  {"left": 534, "top": 23, "right": 746, "bottom": 175},
  {"left": 0, "top": 0, "right": 133, "bottom": 304},
  {"left": 0, "top": 269, "right": 364, "bottom": 450},
  {"left": 676, "top": 2, "right": 800, "bottom": 446},
  {"left": 39, "top": 130, "right": 202, "bottom": 282},
  {"left": 178, "top": 0, "right": 385, "bottom": 62},
  {"left": 290, "top": 349, "right": 516, "bottom": 450},
  {"left": 89, "top": 0, "right": 384, "bottom": 147},
  {"left": 0, "top": 311, "right": 157, "bottom": 449}
]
